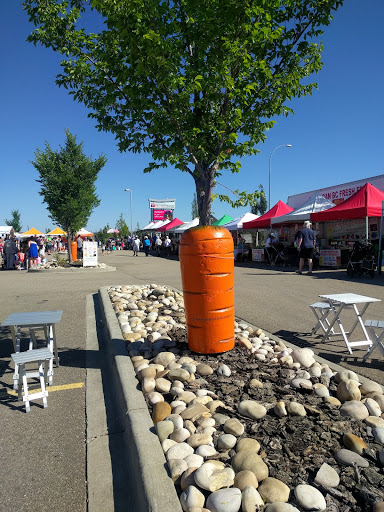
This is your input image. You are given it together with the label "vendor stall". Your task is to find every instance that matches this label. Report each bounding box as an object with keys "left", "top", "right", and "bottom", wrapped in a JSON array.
[
  {"left": 243, "top": 201, "right": 293, "bottom": 230},
  {"left": 311, "top": 183, "right": 384, "bottom": 267},
  {"left": 174, "top": 218, "right": 200, "bottom": 234},
  {"left": 222, "top": 212, "right": 259, "bottom": 260},
  {"left": 158, "top": 218, "right": 184, "bottom": 232},
  {"left": 212, "top": 214, "right": 233, "bottom": 226},
  {"left": 242, "top": 201, "right": 294, "bottom": 262}
]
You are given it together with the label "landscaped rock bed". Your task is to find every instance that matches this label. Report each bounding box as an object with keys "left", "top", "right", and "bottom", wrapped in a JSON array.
[{"left": 109, "top": 284, "right": 384, "bottom": 512}]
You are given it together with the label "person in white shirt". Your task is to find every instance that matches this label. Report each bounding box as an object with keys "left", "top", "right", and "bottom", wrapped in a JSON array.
[
  {"left": 133, "top": 237, "right": 141, "bottom": 256},
  {"left": 164, "top": 236, "right": 171, "bottom": 256},
  {"left": 155, "top": 236, "right": 163, "bottom": 256},
  {"left": 265, "top": 233, "right": 276, "bottom": 264}
]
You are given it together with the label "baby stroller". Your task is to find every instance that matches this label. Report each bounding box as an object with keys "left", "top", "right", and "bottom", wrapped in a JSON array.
[
  {"left": 266, "top": 242, "right": 289, "bottom": 267},
  {"left": 346, "top": 240, "right": 376, "bottom": 278}
]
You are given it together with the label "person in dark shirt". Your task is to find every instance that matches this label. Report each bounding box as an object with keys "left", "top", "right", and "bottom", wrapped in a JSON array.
[{"left": 296, "top": 220, "right": 316, "bottom": 275}]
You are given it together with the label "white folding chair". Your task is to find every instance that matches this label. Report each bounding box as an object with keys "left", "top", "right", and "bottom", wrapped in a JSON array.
[{"left": 363, "top": 320, "right": 384, "bottom": 360}]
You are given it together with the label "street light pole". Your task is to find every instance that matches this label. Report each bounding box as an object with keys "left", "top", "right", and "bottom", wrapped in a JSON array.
[
  {"left": 124, "top": 188, "right": 133, "bottom": 235},
  {"left": 268, "top": 144, "right": 292, "bottom": 210}
]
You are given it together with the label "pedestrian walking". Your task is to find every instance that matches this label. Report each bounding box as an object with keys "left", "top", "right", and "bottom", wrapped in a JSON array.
[
  {"left": 133, "top": 236, "right": 141, "bottom": 256},
  {"left": 296, "top": 220, "right": 316, "bottom": 275},
  {"left": 155, "top": 236, "right": 163, "bottom": 256},
  {"left": 164, "top": 235, "right": 171, "bottom": 256},
  {"left": 143, "top": 236, "right": 150, "bottom": 257}
]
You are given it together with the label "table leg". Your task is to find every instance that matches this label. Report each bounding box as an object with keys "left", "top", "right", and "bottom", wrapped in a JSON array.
[
  {"left": 51, "top": 324, "right": 59, "bottom": 367},
  {"left": 348, "top": 303, "right": 370, "bottom": 337},
  {"left": 10, "top": 326, "right": 17, "bottom": 352},
  {"left": 17, "top": 364, "right": 23, "bottom": 399},
  {"left": 335, "top": 312, "right": 353, "bottom": 355},
  {"left": 39, "top": 359, "right": 48, "bottom": 409},
  {"left": 12, "top": 327, "right": 22, "bottom": 390},
  {"left": 320, "top": 303, "right": 344, "bottom": 343}
]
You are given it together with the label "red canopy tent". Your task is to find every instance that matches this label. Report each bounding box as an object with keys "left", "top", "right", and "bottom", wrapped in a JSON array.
[
  {"left": 311, "top": 183, "right": 384, "bottom": 221},
  {"left": 242, "top": 200, "right": 294, "bottom": 230},
  {"left": 158, "top": 217, "right": 184, "bottom": 232}
]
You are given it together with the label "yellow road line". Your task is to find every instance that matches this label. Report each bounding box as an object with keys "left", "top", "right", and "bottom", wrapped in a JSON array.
[{"left": 5, "top": 382, "right": 84, "bottom": 397}]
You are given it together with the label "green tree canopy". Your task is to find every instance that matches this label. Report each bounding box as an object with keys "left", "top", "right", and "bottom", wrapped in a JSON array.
[
  {"left": 4, "top": 209, "right": 22, "bottom": 232},
  {"left": 24, "top": 0, "right": 343, "bottom": 224},
  {"left": 31, "top": 130, "right": 106, "bottom": 260}
]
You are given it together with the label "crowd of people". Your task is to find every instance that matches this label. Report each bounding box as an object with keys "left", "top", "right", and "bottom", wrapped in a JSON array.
[
  {"left": 0, "top": 235, "right": 57, "bottom": 270},
  {"left": 100, "top": 234, "right": 180, "bottom": 258},
  {"left": 0, "top": 234, "right": 92, "bottom": 270},
  {"left": 1, "top": 230, "right": 181, "bottom": 270}
]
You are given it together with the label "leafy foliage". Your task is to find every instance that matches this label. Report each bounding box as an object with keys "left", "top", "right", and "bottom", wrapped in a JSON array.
[
  {"left": 94, "top": 224, "right": 110, "bottom": 243},
  {"left": 216, "top": 186, "right": 267, "bottom": 213},
  {"left": 4, "top": 209, "right": 22, "bottom": 232},
  {"left": 24, "top": 0, "right": 343, "bottom": 224},
  {"left": 116, "top": 213, "right": 130, "bottom": 238},
  {"left": 31, "top": 130, "right": 106, "bottom": 260}
]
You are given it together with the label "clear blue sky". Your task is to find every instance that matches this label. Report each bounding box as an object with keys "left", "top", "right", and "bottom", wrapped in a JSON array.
[{"left": 1, "top": 1, "right": 383, "bottom": 233}]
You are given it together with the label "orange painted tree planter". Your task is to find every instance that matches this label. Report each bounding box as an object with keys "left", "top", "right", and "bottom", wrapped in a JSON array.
[{"left": 179, "top": 226, "right": 235, "bottom": 354}]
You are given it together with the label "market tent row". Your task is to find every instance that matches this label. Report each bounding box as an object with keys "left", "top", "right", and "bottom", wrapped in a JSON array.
[
  {"left": 174, "top": 218, "right": 200, "bottom": 233},
  {"left": 46, "top": 227, "right": 67, "bottom": 236},
  {"left": 271, "top": 194, "right": 335, "bottom": 225},
  {"left": 311, "top": 183, "right": 384, "bottom": 221},
  {"left": 77, "top": 228, "right": 94, "bottom": 237},
  {"left": 310, "top": 183, "right": 384, "bottom": 241},
  {"left": 142, "top": 221, "right": 156, "bottom": 230},
  {"left": 243, "top": 201, "right": 294, "bottom": 230},
  {"left": 145, "top": 219, "right": 170, "bottom": 231},
  {"left": 21, "top": 227, "right": 44, "bottom": 237},
  {"left": 158, "top": 218, "right": 184, "bottom": 232},
  {"left": 212, "top": 214, "right": 233, "bottom": 226},
  {"left": 0, "top": 226, "right": 14, "bottom": 237},
  {"left": 222, "top": 212, "right": 259, "bottom": 231}
]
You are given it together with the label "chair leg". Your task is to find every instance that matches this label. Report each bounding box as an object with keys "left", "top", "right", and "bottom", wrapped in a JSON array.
[{"left": 21, "top": 365, "right": 31, "bottom": 413}]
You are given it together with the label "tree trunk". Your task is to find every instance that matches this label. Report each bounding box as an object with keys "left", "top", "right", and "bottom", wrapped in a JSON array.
[
  {"left": 194, "top": 164, "right": 216, "bottom": 226},
  {"left": 67, "top": 226, "right": 73, "bottom": 263}
]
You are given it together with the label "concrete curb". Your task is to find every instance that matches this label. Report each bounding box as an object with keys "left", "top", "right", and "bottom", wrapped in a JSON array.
[{"left": 98, "top": 287, "right": 183, "bottom": 512}]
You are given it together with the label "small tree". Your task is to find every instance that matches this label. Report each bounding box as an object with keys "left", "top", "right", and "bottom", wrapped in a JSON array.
[
  {"left": 214, "top": 183, "right": 267, "bottom": 215},
  {"left": 252, "top": 188, "right": 268, "bottom": 216},
  {"left": 95, "top": 225, "right": 110, "bottom": 244},
  {"left": 24, "top": 0, "right": 343, "bottom": 226},
  {"left": 115, "top": 213, "right": 129, "bottom": 238},
  {"left": 4, "top": 209, "right": 22, "bottom": 232},
  {"left": 31, "top": 130, "right": 107, "bottom": 261},
  {"left": 191, "top": 193, "right": 199, "bottom": 220}
]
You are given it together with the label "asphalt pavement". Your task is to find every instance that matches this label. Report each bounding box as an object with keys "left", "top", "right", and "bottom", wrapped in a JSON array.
[{"left": 0, "top": 249, "right": 383, "bottom": 511}]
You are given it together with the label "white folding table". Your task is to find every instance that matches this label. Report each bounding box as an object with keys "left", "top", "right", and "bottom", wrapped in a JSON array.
[
  {"left": 317, "top": 293, "right": 381, "bottom": 355},
  {"left": 1, "top": 310, "right": 63, "bottom": 389}
]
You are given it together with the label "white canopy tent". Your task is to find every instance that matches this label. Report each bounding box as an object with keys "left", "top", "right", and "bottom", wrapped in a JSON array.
[
  {"left": 147, "top": 219, "right": 170, "bottom": 231},
  {"left": 142, "top": 221, "right": 156, "bottom": 230},
  {"left": 0, "top": 226, "right": 13, "bottom": 238},
  {"left": 77, "top": 228, "right": 94, "bottom": 236},
  {"left": 271, "top": 193, "right": 335, "bottom": 225},
  {"left": 174, "top": 217, "right": 200, "bottom": 233},
  {"left": 222, "top": 212, "right": 259, "bottom": 231}
]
